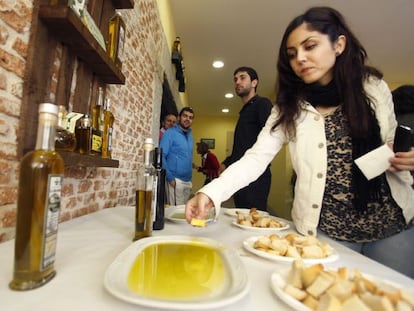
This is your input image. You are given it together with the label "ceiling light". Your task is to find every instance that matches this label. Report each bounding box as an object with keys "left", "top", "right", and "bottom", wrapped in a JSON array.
[
  {"left": 225, "top": 93, "right": 233, "bottom": 98},
  {"left": 222, "top": 108, "right": 229, "bottom": 113},
  {"left": 212, "top": 60, "right": 224, "bottom": 68}
]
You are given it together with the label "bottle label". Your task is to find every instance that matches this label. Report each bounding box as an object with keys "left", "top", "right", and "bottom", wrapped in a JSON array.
[
  {"left": 91, "top": 133, "right": 102, "bottom": 152},
  {"left": 41, "top": 174, "right": 63, "bottom": 270},
  {"left": 108, "top": 127, "right": 113, "bottom": 151},
  {"left": 151, "top": 175, "right": 158, "bottom": 222}
]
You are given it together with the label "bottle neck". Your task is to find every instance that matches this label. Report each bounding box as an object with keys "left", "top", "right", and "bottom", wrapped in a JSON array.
[
  {"left": 35, "top": 112, "right": 58, "bottom": 151},
  {"left": 144, "top": 148, "right": 152, "bottom": 169}
]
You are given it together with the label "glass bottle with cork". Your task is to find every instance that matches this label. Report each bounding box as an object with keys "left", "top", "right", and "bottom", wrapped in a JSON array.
[
  {"left": 90, "top": 87, "right": 104, "bottom": 156},
  {"left": 10, "top": 103, "right": 64, "bottom": 291},
  {"left": 134, "top": 138, "right": 154, "bottom": 241},
  {"left": 102, "top": 98, "right": 115, "bottom": 159},
  {"left": 108, "top": 11, "right": 126, "bottom": 69}
]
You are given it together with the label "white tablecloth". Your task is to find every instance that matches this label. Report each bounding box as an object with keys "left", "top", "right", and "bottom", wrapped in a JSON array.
[{"left": 1, "top": 206, "right": 413, "bottom": 311}]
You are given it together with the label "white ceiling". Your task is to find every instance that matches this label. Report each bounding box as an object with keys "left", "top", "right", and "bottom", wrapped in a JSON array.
[{"left": 169, "top": 0, "right": 414, "bottom": 117}]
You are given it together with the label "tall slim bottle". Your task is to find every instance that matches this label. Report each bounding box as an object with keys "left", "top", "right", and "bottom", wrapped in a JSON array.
[
  {"left": 108, "top": 11, "right": 126, "bottom": 69},
  {"left": 102, "top": 98, "right": 115, "bottom": 159},
  {"left": 152, "top": 147, "right": 165, "bottom": 230},
  {"left": 133, "top": 138, "right": 154, "bottom": 241},
  {"left": 171, "top": 36, "right": 182, "bottom": 64},
  {"left": 10, "top": 103, "right": 64, "bottom": 291},
  {"left": 91, "top": 87, "right": 103, "bottom": 156}
]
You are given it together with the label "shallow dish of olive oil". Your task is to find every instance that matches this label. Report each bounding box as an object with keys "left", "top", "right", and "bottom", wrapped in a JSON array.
[{"left": 104, "top": 235, "right": 249, "bottom": 310}]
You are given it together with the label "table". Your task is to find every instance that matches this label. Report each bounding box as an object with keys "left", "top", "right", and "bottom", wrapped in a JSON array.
[{"left": 1, "top": 206, "right": 413, "bottom": 311}]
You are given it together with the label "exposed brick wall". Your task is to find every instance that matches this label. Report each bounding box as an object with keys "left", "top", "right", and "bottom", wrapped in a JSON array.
[{"left": 0, "top": 0, "right": 179, "bottom": 243}]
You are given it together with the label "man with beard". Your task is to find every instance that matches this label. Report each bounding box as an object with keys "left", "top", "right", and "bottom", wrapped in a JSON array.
[
  {"left": 220, "top": 67, "right": 273, "bottom": 211},
  {"left": 160, "top": 107, "right": 195, "bottom": 205}
]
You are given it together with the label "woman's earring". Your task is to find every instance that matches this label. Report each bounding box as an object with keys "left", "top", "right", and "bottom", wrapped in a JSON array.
[{"left": 336, "top": 51, "right": 341, "bottom": 56}]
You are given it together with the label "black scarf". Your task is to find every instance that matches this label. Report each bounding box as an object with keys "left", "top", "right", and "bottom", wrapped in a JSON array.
[
  {"left": 303, "top": 81, "right": 383, "bottom": 210},
  {"left": 303, "top": 80, "right": 341, "bottom": 107}
]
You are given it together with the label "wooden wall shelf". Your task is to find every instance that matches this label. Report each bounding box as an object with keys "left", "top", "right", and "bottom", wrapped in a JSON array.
[
  {"left": 58, "top": 151, "right": 119, "bottom": 168},
  {"left": 39, "top": 5, "right": 125, "bottom": 84}
]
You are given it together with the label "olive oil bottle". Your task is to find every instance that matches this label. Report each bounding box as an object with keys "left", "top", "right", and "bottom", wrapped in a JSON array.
[
  {"left": 90, "top": 87, "right": 103, "bottom": 155},
  {"left": 102, "top": 98, "right": 114, "bottom": 159},
  {"left": 134, "top": 138, "right": 154, "bottom": 241},
  {"left": 10, "top": 103, "right": 64, "bottom": 291},
  {"left": 108, "top": 11, "right": 126, "bottom": 69}
]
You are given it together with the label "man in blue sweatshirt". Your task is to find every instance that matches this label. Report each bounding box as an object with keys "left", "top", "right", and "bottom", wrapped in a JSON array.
[{"left": 160, "top": 107, "right": 195, "bottom": 205}]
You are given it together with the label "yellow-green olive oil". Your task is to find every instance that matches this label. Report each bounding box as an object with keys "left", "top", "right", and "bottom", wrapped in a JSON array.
[{"left": 127, "top": 242, "right": 229, "bottom": 300}]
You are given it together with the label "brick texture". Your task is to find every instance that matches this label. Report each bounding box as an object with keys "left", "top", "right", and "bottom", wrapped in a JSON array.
[{"left": 0, "top": 0, "right": 179, "bottom": 243}]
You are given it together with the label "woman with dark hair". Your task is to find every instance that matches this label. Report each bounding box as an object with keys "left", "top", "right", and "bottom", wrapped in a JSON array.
[{"left": 185, "top": 7, "right": 414, "bottom": 277}]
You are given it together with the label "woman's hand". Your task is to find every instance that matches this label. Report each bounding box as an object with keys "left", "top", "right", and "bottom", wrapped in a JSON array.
[
  {"left": 388, "top": 147, "right": 414, "bottom": 172},
  {"left": 185, "top": 193, "right": 214, "bottom": 223}
]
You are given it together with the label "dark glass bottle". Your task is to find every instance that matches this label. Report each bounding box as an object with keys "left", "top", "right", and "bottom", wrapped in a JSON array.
[
  {"left": 10, "top": 103, "right": 64, "bottom": 291},
  {"left": 152, "top": 147, "right": 166, "bottom": 230},
  {"left": 75, "top": 114, "right": 91, "bottom": 154}
]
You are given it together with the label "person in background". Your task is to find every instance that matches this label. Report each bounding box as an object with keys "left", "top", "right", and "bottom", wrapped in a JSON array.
[
  {"left": 220, "top": 66, "right": 273, "bottom": 211},
  {"left": 392, "top": 84, "right": 414, "bottom": 184},
  {"left": 160, "top": 107, "right": 194, "bottom": 205},
  {"left": 186, "top": 7, "right": 414, "bottom": 277},
  {"left": 392, "top": 85, "right": 414, "bottom": 130},
  {"left": 159, "top": 113, "right": 177, "bottom": 141},
  {"left": 193, "top": 141, "right": 220, "bottom": 185}
]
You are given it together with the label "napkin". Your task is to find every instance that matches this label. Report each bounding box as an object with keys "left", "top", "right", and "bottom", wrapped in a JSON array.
[{"left": 354, "top": 144, "right": 394, "bottom": 180}]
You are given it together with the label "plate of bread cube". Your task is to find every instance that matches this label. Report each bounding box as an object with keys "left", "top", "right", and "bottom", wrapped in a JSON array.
[
  {"left": 271, "top": 259, "right": 414, "bottom": 311},
  {"left": 243, "top": 233, "right": 338, "bottom": 264}
]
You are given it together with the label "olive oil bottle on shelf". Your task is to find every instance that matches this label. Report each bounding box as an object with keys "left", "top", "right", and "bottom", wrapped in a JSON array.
[
  {"left": 108, "top": 11, "right": 126, "bottom": 69},
  {"left": 55, "top": 105, "right": 76, "bottom": 152},
  {"left": 74, "top": 114, "right": 92, "bottom": 154},
  {"left": 134, "top": 138, "right": 154, "bottom": 241},
  {"left": 171, "top": 36, "right": 182, "bottom": 64},
  {"left": 152, "top": 147, "right": 166, "bottom": 230},
  {"left": 90, "top": 87, "right": 103, "bottom": 156},
  {"left": 102, "top": 98, "right": 115, "bottom": 159},
  {"left": 10, "top": 103, "right": 64, "bottom": 291}
]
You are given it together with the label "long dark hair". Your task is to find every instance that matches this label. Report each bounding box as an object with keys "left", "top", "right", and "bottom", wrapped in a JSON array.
[{"left": 273, "top": 6, "right": 382, "bottom": 139}]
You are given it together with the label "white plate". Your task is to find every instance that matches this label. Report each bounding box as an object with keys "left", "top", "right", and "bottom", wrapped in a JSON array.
[
  {"left": 270, "top": 268, "right": 413, "bottom": 311},
  {"left": 104, "top": 235, "right": 250, "bottom": 310},
  {"left": 232, "top": 216, "right": 289, "bottom": 232},
  {"left": 243, "top": 236, "right": 338, "bottom": 264},
  {"left": 165, "top": 205, "right": 215, "bottom": 224},
  {"left": 270, "top": 268, "right": 314, "bottom": 311},
  {"left": 224, "top": 208, "right": 269, "bottom": 217},
  {"left": 165, "top": 205, "right": 188, "bottom": 223}
]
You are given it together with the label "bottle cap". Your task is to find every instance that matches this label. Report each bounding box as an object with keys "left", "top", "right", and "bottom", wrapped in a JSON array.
[
  {"left": 144, "top": 137, "right": 153, "bottom": 144},
  {"left": 39, "top": 103, "right": 59, "bottom": 115},
  {"left": 144, "top": 137, "right": 154, "bottom": 151},
  {"left": 80, "top": 114, "right": 91, "bottom": 128}
]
